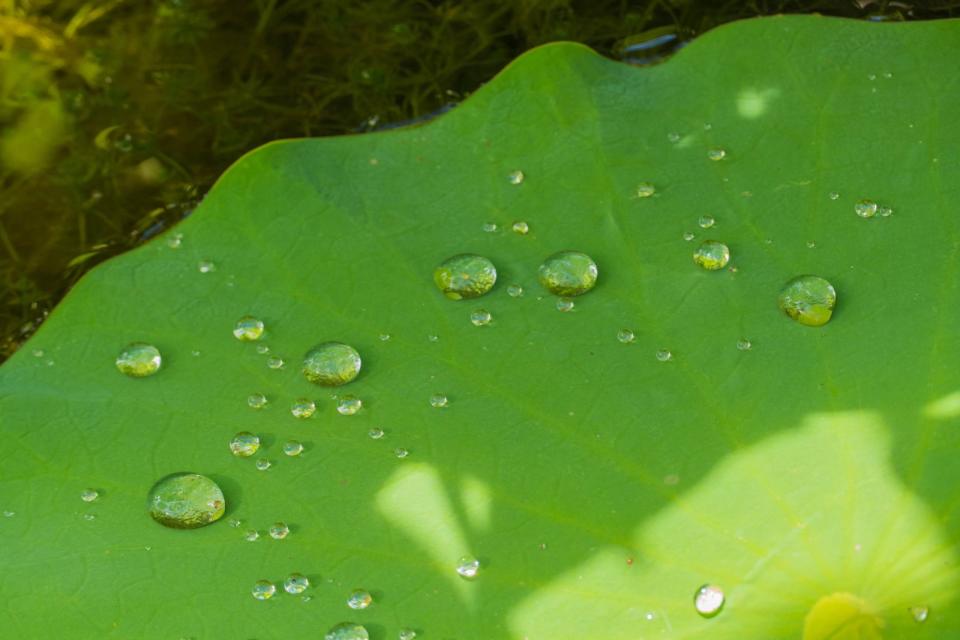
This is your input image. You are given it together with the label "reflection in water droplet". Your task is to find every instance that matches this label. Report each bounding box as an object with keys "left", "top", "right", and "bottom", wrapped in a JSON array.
[
  {"left": 266, "top": 356, "right": 285, "bottom": 370},
  {"left": 430, "top": 394, "right": 448, "bottom": 408},
  {"left": 252, "top": 580, "right": 276, "bottom": 601},
  {"left": 693, "top": 241, "right": 731, "bottom": 271},
  {"left": 255, "top": 458, "right": 272, "bottom": 471},
  {"left": 369, "top": 427, "right": 385, "bottom": 440},
  {"left": 636, "top": 182, "right": 656, "bottom": 198},
  {"left": 707, "top": 148, "right": 726, "bottom": 161},
  {"left": 910, "top": 606, "right": 929, "bottom": 623},
  {"left": 736, "top": 339, "right": 752, "bottom": 351},
  {"left": 325, "top": 623, "right": 369, "bottom": 640},
  {"left": 244, "top": 529, "right": 260, "bottom": 542},
  {"left": 394, "top": 448, "right": 410, "bottom": 459},
  {"left": 694, "top": 584, "right": 725, "bottom": 617},
  {"left": 81, "top": 489, "right": 99, "bottom": 503},
  {"left": 855, "top": 199, "right": 878, "bottom": 218},
  {"left": 829, "top": 191, "right": 840, "bottom": 200},
  {"left": 698, "top": 215, "right": 715, "bottom": 229},
  {"left": 347, "top": 589, "right": 372, "bottom": 610},
  {"left": 556, "top": 297, "right": 575, "bottom": 312},
  {"left": 617, "top": 329, "right": 635, "bottom": 344},
  {"left": 229, "top": 432, "right": 260, "bottom": 457},
  {"left": 512, "top": 221, "right": 529, "bottom": 234},
  {"left": 434, "top": 254, "right": 497, "bottom": 300},
  {"left": 291, "top": 399, "right": 317, "bottom": 419},
  {"left": 116, "top": 343, "right": 162, "bottom": 377},
  {"left": 269, "top": 522, "right": 290, "bottom": 539},
  {"left": 147, "top": 473, "right": 225, "bottom": 529},
  {"left": 284, "top": 573, "right": 310, "bottom": 595},
  {"left": 457, "top": 555, "right": 480, "bottom": 579},
  {"left": 398, "top": 629, "right": 417, "bottom": 640},
  {"left": 482, "top": 222, "right": 498, "bottom": 233},
  {"left": 656, "top": 349, "right": 673, "bottom": 362},
  {"left": 778, "top": 275, "right": 837, "bottom": 327},
  {"left": 538, "top": 251, "right": 598, "bottom": 297},
  {"left": 470, "top": 309, "right": 492, "bottom": 326},
  {"left": 507, "top": 284, "right": 524, "bottom": 298},
  {"left": 197, "top": 260, "right": 216, "bottom": 273},
  {"left": 337, "top": 395, "right": 363, "bottom": 415},
  {"left": 507, "top": 170, "right": 524, "bottom": 185},
  {"left": 247, "top": 393, "right": 267, "bottom": 409},
  {"left": 303, "top": 343, "right": 362, "bottom": 386},
  {"left": 682, "top": 232, "right": 695, "bottom": 242},
  {"left": 283, "top": 440, "right": 304, "bottom": 457},
  {"left": 233, "top": 316, "right": 264, "bottom": 341}
]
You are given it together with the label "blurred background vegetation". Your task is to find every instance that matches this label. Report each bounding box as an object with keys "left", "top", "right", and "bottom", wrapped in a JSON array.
[{"left": 1, "top": 0, "right": 958, "bottom": 361}]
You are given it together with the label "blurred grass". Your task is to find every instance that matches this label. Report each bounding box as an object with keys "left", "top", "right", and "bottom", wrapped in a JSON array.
[{"left": 1, "top": 0, "right": 958, "bottom": 361}]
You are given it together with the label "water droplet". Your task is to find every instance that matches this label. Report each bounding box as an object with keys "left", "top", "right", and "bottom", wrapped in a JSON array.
[
  {"left": 507, "top": 170, "right": 524, "bottom": 185},
  {"left": 867, "top": 73, "right": 877, "bottom": 80},
  {"left": 656, "top": 349, "right": 673, "bottom": 362},
  {"left": 456, "top": 555, "right": 480, "bottom": 579},
  {"left": 252, "top": 580, "right": 276, "bottom": 601},
  {"left": 228, "top": 518, "right": 242, "bottom": 528},
  {"left": 368, "top": 427, "right": 385, "bottom": 440},
  {"left": 829, "top": 191, "right": 840, "bottom": 200},
  {"left": 3, "top": 511, "right": 14, "bottom": 518},
  {"left": 379, "top": 333, "right": 391, "bottom": 342},
  {"left": 247, "top": 393, "right": 268, "bottom": 409},
  {"left": 244, "top": 529, "right": 260, "bottom": 542},
  {"left": 507, "top": 284, "right": 524, "bottom": 297},
  {"left": 910, "top": 606, "right": 929, "bottom": 623},
  {"left": 878, "top": 205, "right": 893, "bottom": 217},
  {"left": 617, "top": 329, "right": 635, "bottom": 344},
  {"left": 855, "top": 199, "right": 878, "bottom": 218},
  {"left": 82, "top": 513, "right": 96, "bottom": 521},
  {"left": 427, "top": 334, "right": 439, "bottom": 343},
  {"left": 256, "top": 344, "right": 270, "bottom": 354},
  {"left": 693, "top": 241, "right": 731, "bottom": 271},
  {"left": 337, "top": 395, "right": 363, "bottom": 415},
  {"left": 778, "top": 275, "right": 837, "bottom": 327},
  {"left": 694, "top": 584, "right": 725, "bottom": 618},
  {"left": 229, "top": 432, "right": 260, "bottom": 457},
  {"left": 636, "top": 182, "right": 656, "bottom": 198},
  {"left": 147, "top": 473, "right": 225, "bottom": 529},
  {"left": 81, "top": 488, "right": 99, "bottom": 503},
  {"left": 470, "top": 309, "right": 492, "bottom": 326},
  {"left": 325, "top": 623, "right": 369, "bottom": 640},
  {"left": 806, "top": 240, "right": 817, "bottom": 249},
  {"left": 291, "top": 399, "right": 317, "bottom": 419},
  {"left": 698, "top": 215, "right": 715, "bottom": 229},
  {"left": 32, "top": 348, "right": 44, "bottom": 357},
  {"left": 166, "top": 233, "right": 183, "bottom": 249},
  {"left": 284, "top": 573, "right": 310, "bottom": 595},
  {"left": 482, "top": 222, "right": 498, "bottom": 233},
  {"left": 303, "top": 342, "right": 362, "bottom": 386},
  {"left": 398, "top": 629, "right": 417, "bottom": 640},
  {"left": 116, "top": 343, "right": 162, "bottom": 377},
  {"left": 255, "top": 458, "right": 272, "bottom": 471},
  {"left": 197, "top": 260, "right": 216, "bottom": 273},
  {"left": 266, "top": 356, "right": 285, "bottom": 370},
  {"left": 707, "top": 148, "right": 726, "bottom": 161},
  {"left": 667, "top": 132, "right": 681, "bottom": 143},
  {"left": 394, "top": 448, "right": 410, "bottom": 459},
  {"left": 556, "top": 297, "right": 575, "bottom": 312},
  {"left": 347, "top": 589, "right": 372, "bottom": 610},
  {"left": 434, "top": 254, "right": 497, "bottom": 300},
  {"left": 269, "top": 522, "right": 290, "bottom": 540},
  {"left": 430, "top": 394, "right": 448, "bottom": 408},
  {"left": 283, "top": 440, "right": 304, "bottom": 456},
  {"left": 233, "top": 316, "right": 264, "bottom": 341},
  {"left": 538, "top": 251, "right": 598, "bottom": 297},
  {"left": 682, "top": 232, "right": 695, "bottom": 241},
  {"left": 736, "top": 339, "right": 752, "bottom": 351}
]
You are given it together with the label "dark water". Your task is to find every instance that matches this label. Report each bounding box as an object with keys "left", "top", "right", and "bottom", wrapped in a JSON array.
[{"left": 1, "top": 0, "right": 958, "bottom": 360}]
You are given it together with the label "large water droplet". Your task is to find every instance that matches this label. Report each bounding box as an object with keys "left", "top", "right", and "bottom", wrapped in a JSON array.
[
  {"left": 252, "top": 580, "right": 276, "bottom": 601},
  {"left": 347, "top": 589, "right": 372, "bottom": 610},
  {"left": 430, "top": 394, "right": 448, "bottom": 408},
  {"left": 434, "top": 254, "right": 497, "bottom": 300},
  {"left": 693, "top": 241, "right": 730, "bottom": 271},
  {"left": 233, "top": 316, "right": 264, "bottom": 341},
  {"left": 456, "top": 555, "right": 480, "bottom": 579},
  {"left": 247, "top": 393, "right": 267, "bottom": 409},
  {"left": 325, "top": 623, "right": 369, "bottom": 640},
  {"left": 303, "top": 342, "right": 362, "bottom": 386},
  {"left": 147, "top": 473, "right": 225, "bottom": 529},
  {"left": 636, "top": 182, "right": 656, "bottom": 198},
  {"left": 283, "top": 440, "right": 304, "bottom": 457},
  {"left": 284, "top": 573, "right": 310, "bottom": 595},
  {"left": 507, "top": 170, "right": 524, "bottom": 185},
  {"left": 707, "top": 148, "right": 726, "bottom": 161},
  {"left": 778, "top": 275, "right": 837, "bottom": 327},
  {"left": 855, "top": 199, "right": 878, "bottom": 218},
  {"left": 80, "top": 489, "right": 99, "bottom": 503},
  {"left": 291, "top": 399, "right": 317, "bottom": 419},
  {"left": 910, "top": 606, "right": 929, "bottom": 623},
  {"left": 538, "top": 251, "right": 598, "bottom": 297},
  {"left": 229, "top": 432, "right": 260, "bottom": 457},
  {"left": 116, "top": 343, "right": 162, "bottom": 377},
  {"left": 470, "top": 309, "right": 492, "bottom": 326},
  {"left": 269, "top": 522, "right": 290, "bottom": 540},
  {"left": 337, "top": 395, "right": 363, "bottom": 415},
  {"left": 694, "top": 584, "right": 725, "bottom": 617}
]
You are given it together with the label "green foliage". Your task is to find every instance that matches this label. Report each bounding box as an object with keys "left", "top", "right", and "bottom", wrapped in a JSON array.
[{"left": 3, "top": 12, "right": 960, "bottom": 640}]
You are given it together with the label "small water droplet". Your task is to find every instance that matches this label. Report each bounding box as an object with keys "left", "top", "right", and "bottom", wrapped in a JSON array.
[
  {"left": 617, "top": 329, "right": 635, "bottom": 344},
  {"left": 507, "top": 170, "right": 524, "bottom": 185},
  {"left": 736, "top": 339, "right": 752, "bottom": 351},
  {"left": 247, "top": 393, "right": 268, "bottom": 409},
  {"left": 698, "top": 215, "right": 715, "bottom": 229},
  {"left": 910, "top": 606, "right": 929, "bottom": 623},
  {"left": 228, "top": 518, "right": 242, "bottom": 528},
  {"left": 482, "top": 222, "right": 498, "bottom": 233},
  {"left": 255, "top": 458, "right": 272, "bottom": 471},
  {"left": 829, "top": 191, "right": 840, "bottom": 200},
  {"left": 244, "top": 529, "right": 260, "bottom": 542},
  {"left": 867, "top": 73, "right": 877, "bottom": 80},
  {"left": 693, "top": 241, "right": 731, "bottom": 271},
  {"left": 667, "top": 132, "right": 681, "bottom": 143},
  {"left": 379, "top": 333, "right": 391, "bottom": 342},
  {"left": 266, "top": 356, "right": 285, "bottom": 370},
  {"left": 252, "top": 580, "right": 276, "bottom": 601},
  {"left": 3, "top": 511, "right": 14, "bottom": 518},
  {"left": 538, "top": 251, "right": 598, "bottom": 297},
  {"left": 878, "top": 205, "right": 893, "bottom": 217},
  {"left": 284, "top": 573, "right": 310, "bottom": 595},
  {"left": 325, "top": 622, "right": 369, "bottom": 640},
  {"left": 269, "top": 522, "right": 290, "bottom": 540},
  {"left": 427, "top": 334, "right": 439, "bottom": 343},
  {"left": 291, "top": 399, "right": 317, "bottom": 419},
  {"left": 694, "top": 584, "right": 725, "bottom": 617},
  {"left": 81, "top": 488, "right": 99, "bottom": 503},
  {"left": 116, "top": 342, "right": 162, "bottom": 377},
  {"left": 337, "top": 395, "right": 363, "bottom": 415},
  {"left": 166, "top": 233, "right": 183, "bottom": 249},
  {"left": 707, "top": 148, "right": 726, "bottom": 161},
  {"left": 394, "top": 448, "right": 410, "bottom": 459},
  {"left": 806, "top": 240, "right": 817, "bottom": 249},
  {"left": 368, "top": 427, "right": 385, "bottom": 440},
  {"left": 636, "top": 182, "right": 656, "bottom": 198},
  {"left": 191, "top": 349, "right": 201, "bottom": 357},
  {"left": 303, "top": 342, "right": 362, "bottom": 386},
  {"left": 507, "top": 284, "right": 524, "bottom": 297},
  {"left": 147, "top": 473, "right": 225, "bottom": 529},
  {"left": 197, "top": 260, "right": 216, "bottom": 274},
  {"left": 434, "top": 254, "right": 497, "bottom": 300},
  {"left": 32, "top": 348, "right": 44, "bottom": 358},
  {"left": 456, "top": 555, "right": 480, "bottom": 579},
  {"left": 682, "top": 232, "right": 695, "bottom": 242},
  {"left": 778, "top": 275, "right": 837, "bottom": 327},
  {"left": 82, "top": 513, "right": 96, "bottom": 521},
  {"left": 256, "top": 344, "right": 270, "bottom": 355},
  {"left": 656, "top": 349, "right": 673, "bottom": 362},
  {"left": 556, "top": 297, "right": 575, "bottom": 312},
  {"left": 470, "top": 309, "right": 492, "bottom": 326},
  {"left": 283, "top": 440, "right": 304, "bottom": 456},
  {"left": 229, "top": 432, "right": 260, "bottom": 457},
  {"left": 512, "top": 220, "right": 530, "bottom": 235},
  {"left": 855, "top": 199, "right": 878, "bottom": 218},
  {"left": 347, "top": 589, "right": 372, "bottom": 610},
  {"left": 233, "top": 316, "right": 265, "bottom": 341},
  {"left": 398, "top": 629, "right": 417, "bottom": 640},
  {"left": 430, "top": 394, "right": 448, "bottom": 408}
]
